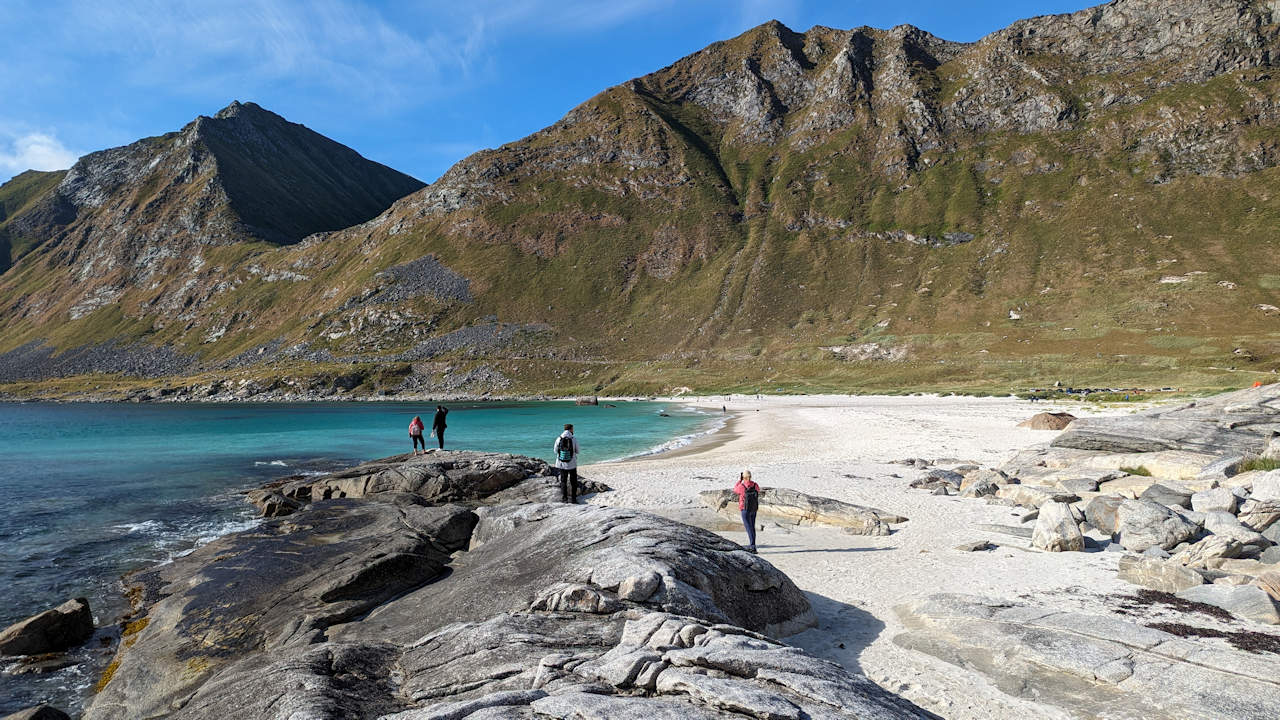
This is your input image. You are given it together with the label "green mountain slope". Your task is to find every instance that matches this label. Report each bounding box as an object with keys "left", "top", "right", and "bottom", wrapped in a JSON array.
[{"left": 2, "top": 0, "right": 1279, "bottom": 398}]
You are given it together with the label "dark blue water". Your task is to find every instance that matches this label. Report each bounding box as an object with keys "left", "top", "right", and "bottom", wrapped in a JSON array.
[{"left": 0, "top": 400, "right": 713, "bottom": 713}]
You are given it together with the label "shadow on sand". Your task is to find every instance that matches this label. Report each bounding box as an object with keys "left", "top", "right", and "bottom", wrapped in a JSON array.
[
  {"left": 761, "top": 545, "right": 891, "bottom": 555},
  {"left": 786, "top": 591, "right": 887, "bottom": 677}
]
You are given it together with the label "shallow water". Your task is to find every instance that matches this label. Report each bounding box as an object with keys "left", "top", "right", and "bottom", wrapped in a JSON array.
[{"left": 0, "top": 399, "right": 712, "bottom": 714}]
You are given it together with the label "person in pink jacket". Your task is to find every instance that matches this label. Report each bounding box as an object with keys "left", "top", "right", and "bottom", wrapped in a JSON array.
[
  {"left": 733, "top": 470, "right": 760, "bottom": 553},
  {"left": 409, "top": 416, "right": 426, "bottom": 455}
]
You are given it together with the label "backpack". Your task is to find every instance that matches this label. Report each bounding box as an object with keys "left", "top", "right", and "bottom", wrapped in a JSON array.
[
  {"left": 556, "top": 435, "right": 575, "bottom": 463},
  {"left": 744, "top": 485, "right": 759, "bottom": 513}
]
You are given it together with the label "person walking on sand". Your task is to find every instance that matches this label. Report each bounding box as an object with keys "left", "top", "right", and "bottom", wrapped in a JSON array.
[
  {"left": 409, "top": 415, "right": 426, "bottom": 455},
  {"left": 432, "top": 405, "right": 449, "bottom": 449},
  {"left": 554, "top": 424, "right": 580, "bottom": 503},
  {"left": 733, "top": 470, "right": 761, "bottom": 553}
]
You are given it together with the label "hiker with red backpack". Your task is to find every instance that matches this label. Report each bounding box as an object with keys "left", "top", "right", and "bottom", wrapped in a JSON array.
[
  {"left": 554, "top": 424, "right": 580, "bottom": 503},
  {"left": 733, "top": 470, "right": 760, "bottom": 553}
]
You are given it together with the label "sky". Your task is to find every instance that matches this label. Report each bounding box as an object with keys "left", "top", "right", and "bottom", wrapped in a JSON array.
[{"left": 0, "top": 0, "right": 1096, "bottom": 185}]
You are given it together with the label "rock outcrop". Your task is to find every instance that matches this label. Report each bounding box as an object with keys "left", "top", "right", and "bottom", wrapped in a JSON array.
[
  {"left": 250, "top": 450, "right": 557, "bottom": 516},
  {"left": 895, "top": 593, "right": 1280, "bottom": 719},
  {"left": 0, "top": 598, "right": 93, "bottom": 657},
  {"left": 85, "top": 453, "right": 929, "bottom": 719},
  {"left": 700, "top": 487, "right": 907, "bottom": 535}
]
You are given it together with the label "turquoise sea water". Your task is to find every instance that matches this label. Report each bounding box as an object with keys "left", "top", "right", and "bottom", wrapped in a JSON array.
[{"left": 0, "top": 400, "right": 713, "bottom": 713}]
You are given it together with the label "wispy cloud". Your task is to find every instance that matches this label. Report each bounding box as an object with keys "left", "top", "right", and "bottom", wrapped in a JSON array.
[{"left": 0, "top": 131, "right": 78, "bottom": 177}]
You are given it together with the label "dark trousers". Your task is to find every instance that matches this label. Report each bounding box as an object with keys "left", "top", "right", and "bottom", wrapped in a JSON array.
[
  {"left": 411, "top": 434, "right": 425, "bottom": 451},
  {"left": 434, "top": 428, "right": 445, "bottom": 449},
  {"left": 559, "top": 468, "right": 578, "bottom": 503},
  {"left": 741, "top": 509, "right": 757, "bottom": 549}
]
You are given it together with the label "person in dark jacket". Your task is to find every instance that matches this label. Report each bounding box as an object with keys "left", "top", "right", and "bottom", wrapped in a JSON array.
[
  {"left": 553, "top": 424, "right": 580, "bottom": 503},
  {"left": 432, "top": 405, "right": 448, "bottom": 449},
  {"left": 733, "top": 470, "right": 760, "bottom": 553}
]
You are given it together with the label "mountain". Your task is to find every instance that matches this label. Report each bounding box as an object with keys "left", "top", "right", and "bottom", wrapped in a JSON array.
[{"left": 2, "top": 0, "right": 1280, "bottom": 398}]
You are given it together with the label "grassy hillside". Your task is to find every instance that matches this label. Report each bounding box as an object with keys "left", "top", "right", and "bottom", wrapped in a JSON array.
[
  {"left": 0, "top": 169, "right": 66, "bottom": 271},
  {"left": 1, "top": 2, "right": 1278, "bottom": 399}
]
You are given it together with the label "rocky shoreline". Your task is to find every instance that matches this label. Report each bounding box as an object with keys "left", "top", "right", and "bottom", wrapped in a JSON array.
[{"left": 27, "top": 450, "right": 934, "bottom": 719}]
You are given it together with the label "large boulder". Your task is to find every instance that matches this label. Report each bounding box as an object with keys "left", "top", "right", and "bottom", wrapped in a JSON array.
[
  {"left": 895, "top": 593, "right": 1280, "bottom": 719},
  {"left": 1084, "top": 495, "right": 1126, "bottom": 534},
  {"left": 1176, "top": 584, "right": 1280, "bottom": 625},
  {"left": 1017, "top": 412, "right": 1076, "bottom": 430},
  {"left": 1139, "top": 483, "right": 1193, "bottom": 509},
  {"left": 1170, "top": 535, "right": 1244, "bottom": 567},
  {"left": 699, "top": 488, "right": 906, "bottom": 536},
  {"left": 994, "top": 484, "right": 1078, "bottom": 509},
  {"left": 1032, "top": 501, "right": 1085, "bottom": 552},
  {"left": 1254, "top": 470, "right": 1280, "bottom": 502},
  {"left": 1204, "top": 511, "right": 1269, "bottom": 547},
  {"left": 1117, "top": 554, "right": 1206, "bottom": 592},
  {"left": 0, "top": 598, "right": 93, "bottom": 657},
  {"left": 1115, "top": 499, "right": 1201, "bottom": 552},
  {"left": 84, "top": 499, "right": 859, "bottom": 720},
  {"left": 1191, "top": 487, "right": 1238, "bottom": 514},
  {"left": 1239, "top": 499, "right": 1280, "bottom": 532}
]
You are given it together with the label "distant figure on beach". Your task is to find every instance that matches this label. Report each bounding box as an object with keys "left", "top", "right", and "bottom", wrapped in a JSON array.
[
  {"left": 554, "top": 423, "right": 580, "bottom": 503},
  {"left": 409, "top": 415, "right": 426, "bottom": 455},
  {"left": 733, "top": 470, "right": 760, "bottom": 553},
  {"left": 432, "top": 405, "right": 449, "bottom": 449}
]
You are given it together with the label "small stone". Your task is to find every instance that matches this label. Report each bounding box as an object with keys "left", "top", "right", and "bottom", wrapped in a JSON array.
[{"left": 955, "top": 540, "right": 994, "bottom": 552}]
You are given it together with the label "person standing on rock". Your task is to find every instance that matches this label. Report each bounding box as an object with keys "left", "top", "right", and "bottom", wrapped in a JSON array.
[
  {"left": 432, "top": 405, "right": 449, "bottom": 449},
  {"left": 409, "top": 415, "right": 426, "bottom": 455},
  {"left": 554, "top": 424, "right": 580, "bottom": 503},
  {"left": 733, "top": 470, "right": 760, "bottom": 553}
]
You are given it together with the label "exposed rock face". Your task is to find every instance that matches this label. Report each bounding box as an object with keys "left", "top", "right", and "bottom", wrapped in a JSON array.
[
  {"left": 895, "top": 593, "right": 1280, "bottom": 719},
  {"left": 699, "top": 487, "right": 906, "bottom": 535},
  {"left": 1176, "top": 584, "right": 1280, "bottom": 625},
  {"left": 1051, "top": 386, "right": 1280, "bottom": 458},
  {"left": 1117, "top": 554, "right": 1206, "bottom": 592},
  {"left": 81, "top": 480, "right": 934, "bottom": 720},
  {"left": 0, "top": 598, "right": 93, "bottom": 657}
]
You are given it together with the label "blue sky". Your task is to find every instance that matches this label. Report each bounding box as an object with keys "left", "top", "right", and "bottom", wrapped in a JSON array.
[{"left": 0, "top": 0, "right": 1094, "bottom": 185}]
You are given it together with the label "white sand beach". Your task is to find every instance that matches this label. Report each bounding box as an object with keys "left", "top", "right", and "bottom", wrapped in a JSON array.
[{"left": 583, "top": 395, "right": 1132, "bottom": 719}]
